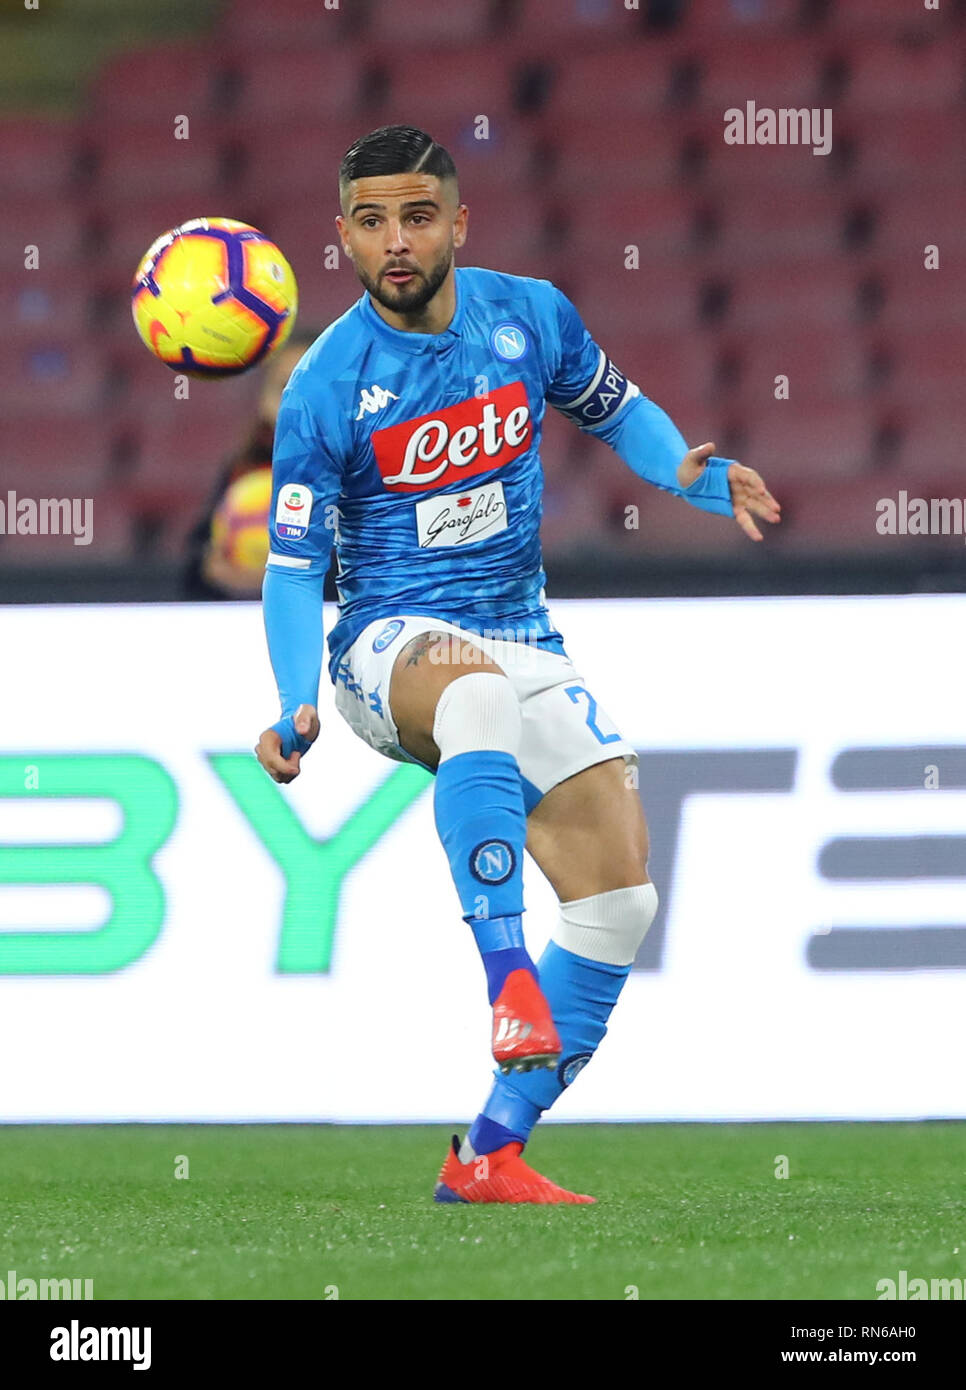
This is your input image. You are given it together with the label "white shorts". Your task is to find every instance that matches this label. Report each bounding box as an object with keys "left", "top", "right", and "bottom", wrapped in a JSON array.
[{"left": 332, "top": 614, "right": 638, "bottom": 811}]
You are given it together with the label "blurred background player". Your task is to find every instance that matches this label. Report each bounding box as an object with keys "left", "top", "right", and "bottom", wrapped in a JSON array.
[
  {"left": 255, "top": 125, "right": 780, "bottom": 1205},
  {"left": 182, "top": 329, "right": 318, "bottom": 599}
]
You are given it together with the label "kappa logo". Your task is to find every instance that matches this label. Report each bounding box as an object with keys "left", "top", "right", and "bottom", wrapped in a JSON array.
[
  {"left": 356, "top": 384, "right": 399, "bottom": 420},
  {"left": 371, "top": 381, "right": 532, "bottom": 493}
]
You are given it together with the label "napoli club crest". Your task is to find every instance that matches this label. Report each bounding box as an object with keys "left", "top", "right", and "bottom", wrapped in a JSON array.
[
  {"left": 490, "top": 323, "right": 528, "bottom": 361},
  {"left": 470, "top": 839, "right": 516, "bottom": 884},
  {"left": 372, "top": 619, "right": 405, "bottom": 653}
]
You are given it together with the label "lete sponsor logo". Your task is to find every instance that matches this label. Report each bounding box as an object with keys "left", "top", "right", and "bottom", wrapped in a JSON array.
[{"left": 371, "top": 381, "right": 531, "bottom": 493}]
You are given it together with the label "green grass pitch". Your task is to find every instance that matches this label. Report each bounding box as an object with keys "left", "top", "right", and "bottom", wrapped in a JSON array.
[{"left": 1, "top": 1122, "right": 963, "bottom": 1300}]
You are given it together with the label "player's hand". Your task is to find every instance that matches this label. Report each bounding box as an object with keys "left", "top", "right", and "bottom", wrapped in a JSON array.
[
  {"left": 677, "top": 442, "right": 782, "bottom": 542},
  {"left": 254, "top": 704, "right": 320, "bottom": 784}
]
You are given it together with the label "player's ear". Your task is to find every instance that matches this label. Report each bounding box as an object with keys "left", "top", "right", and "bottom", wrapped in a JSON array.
[
  {"left": 335, "top": 214, "right": 353, "bottom": 260},
  {"left": 453, "top": 204, "right": 468, "bottom": 250}
]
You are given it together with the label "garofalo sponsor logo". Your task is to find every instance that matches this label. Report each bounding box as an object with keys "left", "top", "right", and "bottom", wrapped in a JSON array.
[
  {"left": 877, "top": 1270, "right": 966, "bottom": 1299},
  {"left": 0, "top": 490, "right": 93, "bottom": 545},
  {"left": 876, "top": 492, "right": 966, "bottom": 539},
  {"left": 0, "top": 1268, "right": 94, "bottom": 1299},
  {"left": 50, "top": 1321, "right": 151, "bottom": 1371}
]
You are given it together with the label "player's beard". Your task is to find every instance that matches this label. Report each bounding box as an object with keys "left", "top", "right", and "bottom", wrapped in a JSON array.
[{"left": 359, "top": 243, "right": 454, "bottom": 316}]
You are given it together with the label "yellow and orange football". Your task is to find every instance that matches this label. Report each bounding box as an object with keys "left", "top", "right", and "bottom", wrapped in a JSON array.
[{"left": 132, "top": 217, "right": 298, "bottom": 376}]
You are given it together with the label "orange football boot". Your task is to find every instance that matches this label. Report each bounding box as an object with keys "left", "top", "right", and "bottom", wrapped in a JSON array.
[
  {"left": 434, "top": 1134, "right": 596, "bottom": 1204},
  {"left": 491, "top": 968, "right": 562, "bottom": 1074}
]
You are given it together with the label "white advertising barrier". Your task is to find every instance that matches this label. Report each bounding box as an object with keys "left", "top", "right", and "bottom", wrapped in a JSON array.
[{"left": 0, "top": 595, "right": 963, "bottom": 1122}]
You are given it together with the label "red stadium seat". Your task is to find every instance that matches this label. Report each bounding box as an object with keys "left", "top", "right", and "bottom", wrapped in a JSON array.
[
  {"left": 689, "top": 37, "right": 829, "bottom": 111},
  {"left": 114, "top": 343, "right": 261, "bottom": 431},
  {"left": 725, "top": 265, "right": 871, "bottom": 332},
  {"left": 767, "top": 477, "right": 894, "bottom": 552},
  {"left": 565, "top": 190, "right": 716, "bottom": 265},
  {"left": 712, "top": 190, "right": 856, "bottom": 267},
  {"left": 436, "top": 121, "right": 538, "bottom": 195},
  {"left": 130, "top": 413, "right": 257, "bottom": 494},
  {"left": 817, "top": 0, "right": 946, "bottom": 38},
  {"left": 3, "top": 419, "right": 114, "bottom": 492},
  {"left": 2, "top": 267, "right": 92, "bottom": 343},
  {"left": 886, "top": 327, "right": 966, "bottom": 406},
  {"left": 82, "top": 122, "right": 228, "bottom": 202},
  {"left": 741, "top": 403, "right": 876, "bottom": 479},
  {"left": 0, "top": 197, "right": 90, "bottom": 272},
  {"left": 874, "top": 264, "right": 966, "bottom": 331},
  {"left": 676, "top": 0, "right": 804, "bottom": 35},
  {"left": 224, "top": 0, "right": 355, "bottom": 49},
  {"left": 717, "top": 329, "right": 874, "bottom": 407},
  {"left": 0, "top": 496, "right": 131, "bottom": 563},
  {"left": 382, "top": 53, "right": 517, "bottom": 126},
  {"left": 365, "top": 0, "right": 494, "bottom": 46},
  {"left": 233, "top": 47, "right": 368, "bottom": 124},
  {"left": 0, "top": 119, "right": 81, "bottom": 198},
  {"left": 841, "top": 41, "right": 964, "bottom": 112},
  {"left": 572, "top": 264, "right": 717, "bottom": 335},
  {"left": 840, "top": 111, "right": 966, "bottom": 191},
  {"left": 239, "top": 120, "right": 374, "bottom": 205},
  {"left": 459, "top": 197, "right": 552, "bottom": 271},
  {"left": 511, "top": 0, "right": 640, "bottom": 49},
  {"left": 544, "top": 48, "right": 692, "bottom": 120},
  {"left": 607, "top": 334, "right": 720, "bottom": 410},
  {"left": 536, "top": 118, "right": 694, "bottom": 194},
  {"left": 888, "top": 407, "right": 966, "bottom": 474},
  {"left": 679, "top": 110, "right": 847, "bottom": 195},
  {"left": 866, "top": 192, "right": 966, "bottom": 261},
  {"left": 0, "top": 343, "right": 107, "bottom": 418},
  {"left": 86, "top": 44, "right": 217, "bottom": 122}
]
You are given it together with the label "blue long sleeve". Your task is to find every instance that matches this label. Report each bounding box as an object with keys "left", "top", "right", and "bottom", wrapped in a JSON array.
[
  {"left": 591, "top": 392, "right": 735, "bottom": 518},
  {"left": 262, "top": 564, "right": 325, "bottom": 756}
]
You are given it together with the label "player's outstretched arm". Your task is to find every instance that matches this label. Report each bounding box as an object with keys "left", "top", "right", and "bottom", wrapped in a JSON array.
[
  {"left": 543, "top": 286, "right": 781, "bottom": 535},
  {"left": 677, "top": 441, "right": 782, "bottom": 542}
]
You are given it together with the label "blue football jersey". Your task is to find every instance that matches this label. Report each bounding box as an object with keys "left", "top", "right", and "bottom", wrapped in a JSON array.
[{"left": 266, "top": 266, "right": 642, "bottom": 679}]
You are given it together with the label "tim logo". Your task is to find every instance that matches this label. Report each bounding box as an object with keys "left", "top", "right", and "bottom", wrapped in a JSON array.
[
  {"left": 470, "top": 839, "right": 516, "bottom": 885},
  {"left": 491, "top": 323, "right": 528, "bottom": 361},
  {"left": 371, "top": 381, "right": 531, "bottom": 493}
]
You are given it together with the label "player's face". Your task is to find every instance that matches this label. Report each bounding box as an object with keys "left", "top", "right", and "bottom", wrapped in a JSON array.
[{"left": 336, "top": 174, "right": 467, "bottom": 316}]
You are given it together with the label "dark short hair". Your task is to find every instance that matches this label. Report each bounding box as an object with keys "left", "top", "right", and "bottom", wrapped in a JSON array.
[{"left": 338, "top": 125, "right": 458, "bottom": 205}]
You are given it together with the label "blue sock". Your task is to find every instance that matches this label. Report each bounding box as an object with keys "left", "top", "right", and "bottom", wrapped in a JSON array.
[
  {"left": 469, "top": 914, "right": 536, "bottom": 1003},
  {"left": 468, "top": 940, "right": 631, "bottom": 1153},
  {"left": 433, "top": 749, "right": 527, "bottom": 921},
  {"left": 433, "top": 746, "right": 531, "bottom": 999}
]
